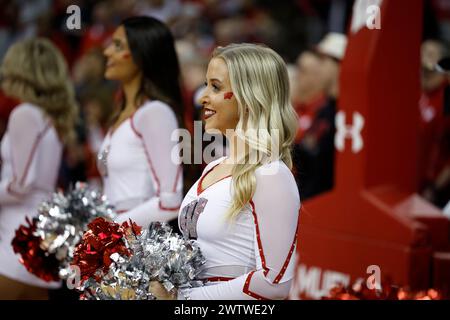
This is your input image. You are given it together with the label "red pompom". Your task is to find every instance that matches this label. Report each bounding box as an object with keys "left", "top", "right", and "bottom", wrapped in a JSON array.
[
  {"left": 72, "top": 217, "right": 134, "bottom": 283},
  {"left": 11, "top": 217, "right": 60, "bottom": 282}
]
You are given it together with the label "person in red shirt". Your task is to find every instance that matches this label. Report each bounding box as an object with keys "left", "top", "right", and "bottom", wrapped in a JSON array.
[
  {"left": 292, "top": 33, "right": 347, "bottom": 200},
  {"left": 292, "top": 50, "right": 328, "bottom": 144},
  {"left": 419, "top": 40, "right": 450, "bottom": 208}
]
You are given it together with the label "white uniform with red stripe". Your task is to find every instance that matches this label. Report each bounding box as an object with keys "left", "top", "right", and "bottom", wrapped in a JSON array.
[
  {"left": 178, "top": 156, "right": 300, "bottom": 300},
  {"left": 98, "top": 100, "right": 183, "bottom": 228},
  {"left": 0, "top": 103, "right": 62, "bottom": 288}
]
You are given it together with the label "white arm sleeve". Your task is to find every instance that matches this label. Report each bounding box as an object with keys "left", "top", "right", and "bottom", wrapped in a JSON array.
[
  {"left": 115, "top": 101, "right": 183, "bottom": 227},
  {"left": 0, "top": 106, "right": 46, "bottom": 204},
  {"left": 180, "top": 162, "right": 300, "bottom": 300}
]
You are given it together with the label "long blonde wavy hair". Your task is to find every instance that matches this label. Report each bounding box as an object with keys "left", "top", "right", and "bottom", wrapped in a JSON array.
[
  {"left": 0, "top": 38, "right": 77, "bottom": 143},
  {"left": 213, "top": 43, "right": 298, "bottom": 219}
]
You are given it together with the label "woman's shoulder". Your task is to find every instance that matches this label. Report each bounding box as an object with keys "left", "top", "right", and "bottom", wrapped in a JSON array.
[
  {"left": 8, "top": 102, "right": 43, "bottom": 124},
  {"left": 132, "top": 100, "right": 178, "bottom": 130},
  {"left": 254, "top": 160, "right": 300, "bottom": 201},
  {"left": 136, "top": 100, "right": 176, "bottom": 118},
  {"left": 255, "top": 160, "right": 292, "bottom": 178},
  {"left": 10, "top": 102, "right": 40, "bottom": 114}
]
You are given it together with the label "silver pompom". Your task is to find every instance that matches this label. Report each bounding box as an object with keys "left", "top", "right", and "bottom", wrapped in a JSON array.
[
  {"left": 34, "top": 182, "right": 115, "bottom": 279},
  {"left": 79, "top": 221, "right": 205, "bottom": 300}
]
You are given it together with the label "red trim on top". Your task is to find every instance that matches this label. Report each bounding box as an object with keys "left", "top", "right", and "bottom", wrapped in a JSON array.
[
  {"left": 273, "top": 233, "right": 297, "bottom": 284},
  {"left": 249, "top": 200, "right": 269, "bottom": 276},
  {"left": 242, "top": 271, "right": 269, "bottom": 300},
  {"left": 7, "top": 180, "right": 24, "bottom": 197},
  {"left": 197, "top": 163, "right": 218, "bottom": 195},
  {"left": 158, "top": 202, "right": 180, "bottom": 211},
  {"left": 129, "top": 113, "right": 143, "bottom": 139},
  {"left": 172, "top": 165, "right": 182, "bottom": 192},
  {"left": 143, "top": 145, "right": 162, "bottom": 194},
  {"left": 197, "top": 162, "right": 231, "bottom": 196},
  {"left": 130, "top": 111, "right": 182, "bottom": 212},
  {"left": 273, "top": 210, "right": 300, "bottom": 284},
  {"left": 205, "top": 276, "right": 235, "bottom": 283},
  {"left": 273, "top": 236, "right": 296, "bottom": 284},
  {"left": 7, "top": 122, "right": 51, "bottom": 198},
  {"left": 19, "top": 123, "right": 51, "bottom": 186},
  {"left": 130, "top": 113, "right": 161, "bottom": 195}
]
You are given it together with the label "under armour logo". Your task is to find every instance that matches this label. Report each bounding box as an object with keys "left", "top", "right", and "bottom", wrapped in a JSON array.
[{"left": 335, "top": 111, "right": 364, "bottom": 153}]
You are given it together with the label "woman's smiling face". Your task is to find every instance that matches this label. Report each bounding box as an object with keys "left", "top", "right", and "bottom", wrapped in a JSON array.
[{"left": 200, "top": 57, "right": 240, "bottom": 135}]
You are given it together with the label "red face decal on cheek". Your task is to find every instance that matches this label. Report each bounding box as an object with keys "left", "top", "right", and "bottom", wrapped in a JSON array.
[
  {"left": 122, "top": 52, "right": 131, "bottom": 59},
  {"left": 224, "top": 92, "right": 233, "bottom": 100}
]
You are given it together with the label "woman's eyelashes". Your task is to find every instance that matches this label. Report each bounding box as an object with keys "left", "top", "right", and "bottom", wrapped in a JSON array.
[
  {"left": 204, "top": 81, "right": 221, "bottom": 92},
  {"left": 113, "top": 40, "right": 124, "bottom": 51}
]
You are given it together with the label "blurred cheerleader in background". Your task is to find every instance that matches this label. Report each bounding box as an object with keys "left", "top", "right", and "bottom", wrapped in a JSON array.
[
  {"left": 99, "top": 16, "right": 184, "bottom": 228},
  {"left": 0, "top": 38, "right": 77, "bottom": 299}
]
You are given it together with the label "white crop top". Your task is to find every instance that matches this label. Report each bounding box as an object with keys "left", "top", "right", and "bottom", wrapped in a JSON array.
[
  {"left": 98, "top": 100, "right": 183, "bottom": 228},
  {"left": 178, "top": 157, "right": 300, "bottom": 300}
]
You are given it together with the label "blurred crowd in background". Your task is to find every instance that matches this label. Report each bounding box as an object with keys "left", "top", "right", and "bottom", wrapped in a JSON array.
[{"left": 0, "top": 0, "right": 449, "bottom": 209}]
